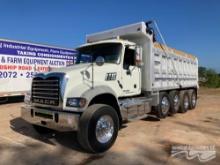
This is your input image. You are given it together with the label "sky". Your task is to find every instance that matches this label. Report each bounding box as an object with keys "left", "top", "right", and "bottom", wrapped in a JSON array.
[{"left": 0, "top": 0, "right": 219, "bottom": 72}]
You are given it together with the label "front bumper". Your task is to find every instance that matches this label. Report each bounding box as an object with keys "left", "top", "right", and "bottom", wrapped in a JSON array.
[{"left": 21, "top": 105, "right": 80, "bottom": 131}]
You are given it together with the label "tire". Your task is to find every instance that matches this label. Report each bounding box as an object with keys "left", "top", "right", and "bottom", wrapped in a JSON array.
[
  {"left": 154, "top": 92, "right": 171, "bottom": 118},
  {"left": 169, "top": 90, "right": 180, "bottom": 115},
  {"left": 32, "top": 124, "right": 52, "bottom": 134},
  {"left": 189, "top": 89, "right": 197, "bottom": 110},
  {"left": 77, "top": 104, "right": 119, "bottom": 153},
  {"left": 179, "top": 91, "right": 190, "bottom": 113}
]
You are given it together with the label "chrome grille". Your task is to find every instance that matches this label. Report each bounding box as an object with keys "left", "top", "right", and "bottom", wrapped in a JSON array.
[{"left": 32, "top": 77, "right": 60, "bottom": 106}]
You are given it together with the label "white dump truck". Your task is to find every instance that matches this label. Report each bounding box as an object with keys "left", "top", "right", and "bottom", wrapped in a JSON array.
[
  {"left": 21, "top": 21, "right": 198, "bottom": 153},
  {"left": 0, "top": 39, "right": 77, "bottom": 101}
]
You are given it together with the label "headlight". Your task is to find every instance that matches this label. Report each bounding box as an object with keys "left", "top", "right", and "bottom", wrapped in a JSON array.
[{"left": 66, "top": 98, "right": 86, "bottom": 107}]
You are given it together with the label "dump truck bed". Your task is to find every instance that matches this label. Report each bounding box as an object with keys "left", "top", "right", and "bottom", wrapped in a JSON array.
[{"left": 152, "top": 42, "right": 198, "bottom": 90}]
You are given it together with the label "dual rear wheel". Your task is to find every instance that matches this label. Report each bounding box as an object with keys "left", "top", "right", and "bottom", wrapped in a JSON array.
[
  {"left": 179, "top": 89, "right": 197, "bottom": 113},
  {"left": 155, "top": 89, "right": 197, "bottom": 118}
]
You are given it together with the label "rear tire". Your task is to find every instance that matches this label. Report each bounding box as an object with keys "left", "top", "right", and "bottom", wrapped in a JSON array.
[
  {"left": 154, "top": 92, "right": 171, "bottom": 118},
  {"left": 77, "top": 104, "right": 119, "bottom": 153},
  {"left": 169, "top": 90, "right": 180, "bottom": 115},
  {"left": 179, "top": 91, "right": 190, "bottom": 113},
  {"left": 189, "top": 89, "right": 197, "bottom": 110}
]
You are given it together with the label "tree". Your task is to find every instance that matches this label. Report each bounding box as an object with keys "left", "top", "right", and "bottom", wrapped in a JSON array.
[
  {"left": 199, "top": 66, "right": 220, "bottom": 88},
  {"left": 199, "top": 66, "right": 207, "bottom": 78}
]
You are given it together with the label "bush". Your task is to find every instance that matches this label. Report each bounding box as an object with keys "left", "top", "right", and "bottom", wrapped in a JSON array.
[{"left": 199, "top": 67, "right": 220, "bottom": 88}]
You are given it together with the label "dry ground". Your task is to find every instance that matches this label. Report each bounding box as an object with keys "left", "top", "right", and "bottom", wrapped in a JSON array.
[{"left": 0, "top": 88, "right": 220, "bottom": 165}]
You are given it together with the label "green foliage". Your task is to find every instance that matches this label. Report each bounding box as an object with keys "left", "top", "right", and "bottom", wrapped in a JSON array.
[{"left": 199, "top": 67, "right": 220, "bottom": 88}]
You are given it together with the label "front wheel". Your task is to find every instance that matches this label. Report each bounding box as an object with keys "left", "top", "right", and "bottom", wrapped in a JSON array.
[{"left": 77, "top": 104, "right": 119, "bottom": 153}]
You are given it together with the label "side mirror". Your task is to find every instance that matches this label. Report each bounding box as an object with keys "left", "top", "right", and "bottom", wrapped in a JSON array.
[
  {"left": 126, "top": 66, "right": 134, "bottom": 75},
  {"left": 135, "top": 46, "right": 143, "bottom": 67},
  {"left": 95, "top": 56, "right": 105, "bottom": 66}
]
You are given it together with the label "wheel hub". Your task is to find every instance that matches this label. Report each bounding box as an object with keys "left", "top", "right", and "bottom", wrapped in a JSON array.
[
  {"left": 184, "top": 96, "right": 189, "bottom": 109},
  {"left": 173, "top": 95, "right": 179, "bottom": 109},
  {"left": 161, "top": 96, "right": 170, "bottom": 114},
  {"left": 96, "top": 115, "right": 114, "bottom": 144},
  {"left": 192, "top": 94, "right": 196, "bottom": 106}
]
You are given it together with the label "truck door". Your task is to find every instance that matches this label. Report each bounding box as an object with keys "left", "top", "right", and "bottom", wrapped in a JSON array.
[{"left": 121, "top": 46, "right": 141, "bottom": 96}]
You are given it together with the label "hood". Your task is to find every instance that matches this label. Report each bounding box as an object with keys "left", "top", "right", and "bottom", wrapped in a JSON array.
[
  {"left": 51, "top": 63, "right": 91, "bottom": 73},
  {"left": 49, "top": 63, "right": 120, "bottom": 77}
]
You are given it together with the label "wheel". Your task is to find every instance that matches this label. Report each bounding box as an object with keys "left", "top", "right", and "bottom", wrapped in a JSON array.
[
  {"left": 189, "top": 89, "right": 197, "bottom": 110},
  {"left": 169, "top": 90, "right": 180, "bottom": 115},
  {"left": 77, "top": 104, "right": 119, "bottom": 153},
  {"left": 32, "top": 124, "right": 52, "bottom": 134},
  {"left": 179, "top": 91, "right": 190, "bottom": 113},
  {"left": 154, "top": 92, "right": 171, "bottom": 118}
]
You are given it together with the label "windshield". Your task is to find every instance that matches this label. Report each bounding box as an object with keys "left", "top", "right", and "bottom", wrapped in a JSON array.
[{"left": 76, "top": 43, "right": 122, "bottom": 64}]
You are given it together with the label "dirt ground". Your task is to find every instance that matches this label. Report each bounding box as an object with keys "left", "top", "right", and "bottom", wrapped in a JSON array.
[{"left": 0, "top": 88, "right": 220, "bottom": 165}]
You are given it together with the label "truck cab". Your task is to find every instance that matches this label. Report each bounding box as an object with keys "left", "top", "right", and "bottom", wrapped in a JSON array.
[
  {"left": 76, "top": 40, "right": 142, "bottom": 97},
  {"left": 21, "top": 38, "right": 147, "bottom": 153}
]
